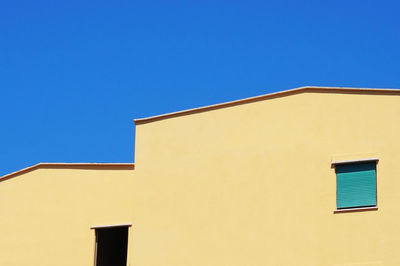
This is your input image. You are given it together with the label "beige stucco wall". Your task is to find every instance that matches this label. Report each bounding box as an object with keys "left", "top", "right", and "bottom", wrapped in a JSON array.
[
  {"left": 133, "top": 90, "right": 400, "bottom": 266},
  {"left": 0, "top": 165, "right": 134, "bottom": 266}
]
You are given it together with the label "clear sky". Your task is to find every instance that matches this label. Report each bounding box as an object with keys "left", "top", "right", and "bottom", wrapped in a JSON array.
[{"left": 1, "top": 0, "right": 400, "bottom": 176}]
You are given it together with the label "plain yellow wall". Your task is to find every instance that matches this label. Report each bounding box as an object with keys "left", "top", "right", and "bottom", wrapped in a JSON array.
[
  {"left": 0, "top": 165, "right": 134, "bottom": 266},
  {"left": 133, "top": 90, "right": 400, "bottom": 266}
]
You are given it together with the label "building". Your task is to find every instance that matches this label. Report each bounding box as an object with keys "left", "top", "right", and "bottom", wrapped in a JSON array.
[{"left": 1, "top": 86, "right": 400, "bottom": 266}]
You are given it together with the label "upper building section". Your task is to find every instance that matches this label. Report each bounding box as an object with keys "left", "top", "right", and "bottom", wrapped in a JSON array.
[{"left": 132, "top": 86, "right": 400, "bottom": 265}]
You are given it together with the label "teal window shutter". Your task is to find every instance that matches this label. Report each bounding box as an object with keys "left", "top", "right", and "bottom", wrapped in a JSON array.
[{"left": 336, "top": 161, "right": 377, "bottom": 209}]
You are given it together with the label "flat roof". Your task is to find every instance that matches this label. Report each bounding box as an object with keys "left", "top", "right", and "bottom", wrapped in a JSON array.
[
  {"left": 134, "top": 86, "right": 400, "bottom": 125},
  {"left": 0, "top": 163, "right": 135, "bottom": 182}
]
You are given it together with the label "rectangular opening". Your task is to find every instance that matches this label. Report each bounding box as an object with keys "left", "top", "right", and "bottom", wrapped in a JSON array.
[
  {"left": 335, "top": 160, "right": 377, "bottom": 210},
  {"left": 95, "top": 226, "right": 128, "bottom": 266}
]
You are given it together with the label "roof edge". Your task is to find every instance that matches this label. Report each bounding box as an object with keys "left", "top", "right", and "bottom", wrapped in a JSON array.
[
  {"left": 0, "top": 163, "right": 135, "bottom": 182},
  {"left": 134, "top": 86, "right": 400, "bottom": 125}
]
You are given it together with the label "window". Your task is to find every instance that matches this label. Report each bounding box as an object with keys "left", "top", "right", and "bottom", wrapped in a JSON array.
[
  {"left": 93, "top": 225, "right": 130, "bottom": 266},
  {"left": 335, "top": 160, "right": 377, "bottom": 210}
]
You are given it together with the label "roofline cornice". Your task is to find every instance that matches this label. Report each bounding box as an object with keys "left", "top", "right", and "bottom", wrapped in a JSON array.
[
  {"left": 134, "top": 86, "right": 400, "bottom": 125},
  {"left": 0, "top": 163, "right": 135, "bottom": 182}
]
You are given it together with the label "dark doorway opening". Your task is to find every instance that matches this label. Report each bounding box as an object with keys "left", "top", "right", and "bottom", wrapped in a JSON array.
[{"left": 95, "top": 226, "right": 128, "bottom": 266}]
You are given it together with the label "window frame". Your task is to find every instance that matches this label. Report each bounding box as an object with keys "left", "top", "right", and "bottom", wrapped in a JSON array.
[{"left": 332, "top": 158, "right": 378, "bottom": 213}]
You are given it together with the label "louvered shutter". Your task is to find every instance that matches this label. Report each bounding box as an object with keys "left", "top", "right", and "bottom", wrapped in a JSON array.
[{"left": 336, "top": 161, "right": 376, "bottom": 209}]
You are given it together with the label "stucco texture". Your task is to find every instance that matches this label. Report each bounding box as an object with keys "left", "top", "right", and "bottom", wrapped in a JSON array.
[{"left": 133, "top": 90, "right": 400, "bottom": 266}]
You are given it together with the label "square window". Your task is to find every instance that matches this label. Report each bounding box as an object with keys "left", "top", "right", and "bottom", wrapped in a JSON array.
[{"left": 335, "top": 161, "right": 377, "bottom": 209}]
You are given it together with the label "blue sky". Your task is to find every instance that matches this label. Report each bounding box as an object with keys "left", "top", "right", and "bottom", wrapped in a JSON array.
[{"left": 1, "top": 0, "right": 400, "bottom": 176}]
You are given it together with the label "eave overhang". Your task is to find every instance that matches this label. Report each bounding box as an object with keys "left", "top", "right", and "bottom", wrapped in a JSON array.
[
  {"left": 134, "top": 86, "right": 400, "bottom": 125},
  {"left": 0, "top": 163, "right": 135, "bottom": 182}
]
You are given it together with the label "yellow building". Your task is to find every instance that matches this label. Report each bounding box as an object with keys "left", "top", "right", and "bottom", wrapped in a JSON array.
[{"left": 1, "top": 86, "right": 400, "bottom": 266}]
